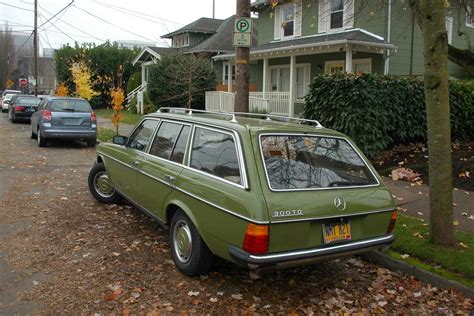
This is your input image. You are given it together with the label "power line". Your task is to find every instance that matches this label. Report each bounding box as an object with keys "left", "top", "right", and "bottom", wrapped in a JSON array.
[
  {"left": 36, "top": 0, "right": 74, "bottom": 29},
  {"left": 39, "top": 13, "right": 75, "bottom": 42},
  {"left": 0, "top": 2, "right": 34, "bottom": 12},
  {"left": 72, "top": 4, "right": 157, "bottom": 43},
  {"left": 38, "top": 3, "right": 105, "bottom": 42}
]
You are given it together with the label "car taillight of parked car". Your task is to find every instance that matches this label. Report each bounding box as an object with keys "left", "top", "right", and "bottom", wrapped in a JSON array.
[
  {"left": 91, "top": 111, "right": 96, "bottom": 122},
  {"left": 243, "top": 223, "right": 269, "bottom": 255},
  {"left": 386, "top": 210, "right": 398, "bottom": 234},
  {"left": 42, "top": 110, "right": 52, "bottom": 120},
  {"left": 15, "top": 106, "right": 26, "bottom": 111}
]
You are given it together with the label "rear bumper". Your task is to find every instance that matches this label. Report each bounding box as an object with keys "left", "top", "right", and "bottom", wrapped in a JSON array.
[
  {"left": 14, "top": 112, "right": 34, "bottom": 119},
  {"left": 229, "top": 234, "right": 395, "bottom": 269},
  {"left": 42, "top": 128, "right": 96, "bottom": 139}
]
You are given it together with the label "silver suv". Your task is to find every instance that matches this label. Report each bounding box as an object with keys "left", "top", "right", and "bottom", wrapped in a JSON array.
[{"left": 30, "top": 97, "right": 97, "bottom": 147}]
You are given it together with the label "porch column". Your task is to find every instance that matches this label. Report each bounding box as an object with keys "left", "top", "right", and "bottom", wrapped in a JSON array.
[
  {"left": 262, "top": 58, "right": 268, "bottom": 99},
  {"left": 345, "top": 45, "right": 353, "bottom": 73},
  {"left": 227, "top": 62, "right": 232, "bottom": 93},
  {"left": 141, "top": 64, "right": 146, "bottom": 84},
  {"left": 289, "top": 55, "right": 295, "bottom": 117}
]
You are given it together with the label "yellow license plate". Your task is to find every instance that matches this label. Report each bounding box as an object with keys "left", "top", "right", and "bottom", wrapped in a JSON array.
[{"left": 322, "top": 222, "right": 351, "bottom": 244}]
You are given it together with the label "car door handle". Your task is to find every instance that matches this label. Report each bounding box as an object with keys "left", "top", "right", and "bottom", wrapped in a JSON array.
[{"left": 164, "top": 175, "right": 176, "bottom": 182}]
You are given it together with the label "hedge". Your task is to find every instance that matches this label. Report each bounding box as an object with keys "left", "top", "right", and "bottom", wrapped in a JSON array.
[{"left": 303, "top": 73, "right": 474, "bottom": 157}]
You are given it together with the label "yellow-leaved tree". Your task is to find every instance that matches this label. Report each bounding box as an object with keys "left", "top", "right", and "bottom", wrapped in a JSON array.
[
  {"left": 54, "top": 83, "right": 69, "bottom": 96},
  {"left": 70, "top": 62, "right": 98, "bottom": 100},
  {"left": 110, "top": 87, "right": 125, "bottom": 135},
  {"left": 6, "top": 79, "right": 13, "bottom": 89}
]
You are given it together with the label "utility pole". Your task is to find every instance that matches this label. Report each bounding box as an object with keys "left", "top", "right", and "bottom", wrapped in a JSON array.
[
  {"left": 234, "top": 0, "right": 250, "bottom": 113},
  {"left": 33, "top": 0, "right": 38, "bottom": 96},
  {"left": 212, "top": 0, "right": 215, "bottom": 19}
]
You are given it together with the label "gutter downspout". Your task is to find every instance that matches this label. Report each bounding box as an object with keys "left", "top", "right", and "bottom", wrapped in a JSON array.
[{"left": 384, "top": 0, "right": 392, "bottom": 75}]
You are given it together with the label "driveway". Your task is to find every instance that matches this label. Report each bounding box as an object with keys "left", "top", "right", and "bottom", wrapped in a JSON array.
[{"left": 0, "top": 115, "right": 472, "bottom": 314}]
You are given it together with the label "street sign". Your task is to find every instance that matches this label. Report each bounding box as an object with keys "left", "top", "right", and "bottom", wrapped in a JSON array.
[
  {"left": 19, "top": 78, "right": 28, "bottom": 87},
  {"left": 233, "top": 17, "right": 252, "bottom": 47}
]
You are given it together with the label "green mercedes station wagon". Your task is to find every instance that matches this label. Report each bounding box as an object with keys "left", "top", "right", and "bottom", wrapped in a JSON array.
[{"left": 88, "top": 108, "right": 397, "bottom": 276}]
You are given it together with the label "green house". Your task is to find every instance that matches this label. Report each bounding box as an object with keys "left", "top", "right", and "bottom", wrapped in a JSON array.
[{"left": 208, "top": 0, "right": 474, "bottom": 116}]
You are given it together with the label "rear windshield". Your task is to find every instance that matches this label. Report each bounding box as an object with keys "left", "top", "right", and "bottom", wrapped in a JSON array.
[
  {"left": 17, "top": 97, "right": 41, "bottom": 106},
  {"left": 260, "top": 135, "right": 378, "bottom": 190},
  {"left": 48, "top": 99, "right": 92, "bottom": 112}
]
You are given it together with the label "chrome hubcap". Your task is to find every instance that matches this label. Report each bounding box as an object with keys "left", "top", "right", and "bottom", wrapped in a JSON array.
[
  {"left": 173, "top": 219, "right": 192, "bottom": 263},
  {"left": 93, "top": 172, "right": 115, "bottom": 198}
]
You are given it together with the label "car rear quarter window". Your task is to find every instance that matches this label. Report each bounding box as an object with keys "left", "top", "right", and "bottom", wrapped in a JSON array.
[
  {"left": 190, "top": 127, "right": 241, "bottom": 185},
  {"left": 128, "top": 120, "right": 159, "bottom": 152},
  {"left": 48, "top": 99, "right": 92, "bottom": 112},
  {"left": 149, "top": 122, "right": 181, "bottom": 159},
  {"left": 260, "top": 135, "right": 378, "bottom": 190},
  {"left": 170, "top": 126, "right": 190, "bottom": 163}
]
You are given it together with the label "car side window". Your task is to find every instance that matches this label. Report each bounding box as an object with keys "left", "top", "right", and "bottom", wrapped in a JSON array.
[
  {"left": 170, "top": 126, "right": 190, "bottom": 163},
  {"left": 190, "top": 127, "right": 241, "bottom": 185},
  {"left": 128, "top": 120, "right": 159, "bottom": 152},
  {"left": 149, "top": 122, "right": 183, "bottom": 160}
]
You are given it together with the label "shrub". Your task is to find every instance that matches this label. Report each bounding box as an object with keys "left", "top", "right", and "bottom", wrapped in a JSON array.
[{"left": 304, "top": 73, "right": 474, "bottom": 157}]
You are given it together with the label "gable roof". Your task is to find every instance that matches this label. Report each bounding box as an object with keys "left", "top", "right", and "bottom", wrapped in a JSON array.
[
  {"left": 187, "top": 16, "right": 258, "bottom": 54},
  {"left": 214, "top": 28, "right": 395, "bottom": 60},
  {"left": 132, "top": 46, "right": 171, "bottom": 65},
  {"left": 162, "top": 17, "right": 224, "bottom": 38}
]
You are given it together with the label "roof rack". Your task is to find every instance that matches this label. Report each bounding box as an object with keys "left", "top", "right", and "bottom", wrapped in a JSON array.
[{"left": 157, "top": 107, "right": 323, "bottom": 128}]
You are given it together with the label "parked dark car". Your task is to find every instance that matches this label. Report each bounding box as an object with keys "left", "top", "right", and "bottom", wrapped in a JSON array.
[
  {"left": 30, "top": 96, "right": 97, "bottom": 147},
  {"left": 8, "top": 95, "right": 41, "bottom": 123}
]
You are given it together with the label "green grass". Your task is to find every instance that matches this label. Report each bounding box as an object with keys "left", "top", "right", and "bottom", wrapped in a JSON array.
[
  {"left": 97, "top": 127, "right": 116, "bottom": 143},
  {"left": 391, "top": 215, "right": 474, "bottom": 284},
  {"left": 95, "top": 108, "right": 143, "bottom": 125}
]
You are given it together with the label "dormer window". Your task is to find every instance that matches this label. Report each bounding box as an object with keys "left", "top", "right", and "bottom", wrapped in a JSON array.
[
  {"left": 273, "top": 1, "right": 302, "bottom": 40},
  {"left": 172, "top": 34, "right": 190, "bottom": 48}
]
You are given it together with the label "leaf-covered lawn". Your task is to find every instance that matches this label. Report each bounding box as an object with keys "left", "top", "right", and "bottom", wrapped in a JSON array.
[
  {"left": 392, "top": 215, "right": 474, "bottom": 282},
  {"left": 95, "top": 108, "right": 142, "bottom": 125}
]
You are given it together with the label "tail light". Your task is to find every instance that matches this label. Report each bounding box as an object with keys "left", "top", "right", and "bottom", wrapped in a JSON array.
[
  {"left": 243, "top": 223, "right": 269, "bottom": 255},
  {"left": 386, "top": 210, "right": 398, "bottom": 234},
  {"left": 91, "top": 111, "right": 97, "bottom": 122},
  {"left": 15, "top": 106, "right": 26, "bottom": 111},
  {"left": 42, "top": 110, "right": 52, "bottom": 120}
]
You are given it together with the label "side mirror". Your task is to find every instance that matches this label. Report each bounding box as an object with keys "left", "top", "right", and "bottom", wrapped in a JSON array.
[{"left": 113, "top": 135, "right": 128, "bottom": 146}]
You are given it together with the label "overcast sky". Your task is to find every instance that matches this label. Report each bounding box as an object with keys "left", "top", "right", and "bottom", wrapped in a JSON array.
[{"left": 1, "top": 0, "right": 237, "bottom": 52}]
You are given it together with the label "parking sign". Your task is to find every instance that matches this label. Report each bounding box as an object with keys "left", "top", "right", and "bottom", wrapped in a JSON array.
[{"left": 233, "top": 17, "right": 252, "bottom": 47}]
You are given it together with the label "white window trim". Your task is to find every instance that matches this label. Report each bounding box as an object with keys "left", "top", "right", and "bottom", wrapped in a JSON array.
[
  {"left": 446, "top": 16, "right": 453, "bottom": 44},
  {"left": 266, "top": 63, "right": 311, "bottom": 99},
  {"left": 319, "top": 0, "right": 355, "bottom": 33},
  {"left": 295, "top": 63, "right": 311, "bottom": 101},
  {"left": 173, "top": 34, "right": 190, "bottom": 48},
  {"left": 274, "top": 1, "right": 302, "bottom": 41},
  {"left": 222, "top": 62, "right": 235, "bottom": 83},
  {"left": 324, "top": 58, "right": 372, "bottom": 74},
  {"left": 467, "top": 1, "right": 473, "bottom": 28}
]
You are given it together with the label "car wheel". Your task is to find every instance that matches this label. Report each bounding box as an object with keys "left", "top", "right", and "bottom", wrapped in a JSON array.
[
  {"left": 37, "top": 129, "right": 47, "bottom": 147},
  {"left": 30, "top": 125, "right": 37, "bottom": 139},
  {"left": 170, "top": 210, "right": 213, "bottom": 276},
  {"left": 87, "top": 139, "right": 97, "bottom": 147},
  {"left": 87, "top": 162, "right": 121, "bottom": 204}
]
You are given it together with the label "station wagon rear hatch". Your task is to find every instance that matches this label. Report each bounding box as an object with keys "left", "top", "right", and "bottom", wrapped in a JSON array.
[{"left": 257, "top": 133, "right": 395, "bottom": 224}]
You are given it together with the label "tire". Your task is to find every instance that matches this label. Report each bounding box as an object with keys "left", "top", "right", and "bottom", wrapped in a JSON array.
[
  {"left": 87, "top": 139, "right": 97, "bottom": 147},
  {"left": 170, "top": 210, "right": 213, "bottom": 276},
  {"left": 30, "top": 125, "right": 37, "bottom": 139},
  {"left": 37, "top": 129, "right": 47, "bottom": 147},
  {"left": 87, "top": 162, "right": 121, "bottom": 204}
]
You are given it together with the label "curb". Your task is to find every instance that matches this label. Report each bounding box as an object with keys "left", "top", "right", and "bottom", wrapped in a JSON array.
[{"left": 362, "top": 250, "right": 474, "bottom": 299}]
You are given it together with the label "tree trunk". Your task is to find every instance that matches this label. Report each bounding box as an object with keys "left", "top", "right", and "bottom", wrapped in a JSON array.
[{"left": 419, "top": 0, "right": 454, "bottom": 246}]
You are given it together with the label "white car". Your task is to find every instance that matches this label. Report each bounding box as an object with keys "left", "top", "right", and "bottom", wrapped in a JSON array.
[{"left": 1, "top": 90, "right": 21, "bottom": 113}]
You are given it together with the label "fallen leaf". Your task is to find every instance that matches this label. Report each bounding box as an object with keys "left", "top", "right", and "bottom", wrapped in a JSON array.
[
  {"left": 413, "top": 292, "right": 422, "bottom": 298},
  {"left": 104, "top": 288, "right": 123, "bottom": 301},
  {"left": 453, "top": 220, "right": 459, "bottom": 226},
  {"left": 209, "top": 298, "right": 218, "bottom": 303},
  {"left": 112, "top": 252, "right": 120, "bottom": 257},
  {"left": 400, "top": 254, "right": 410, "bottom": 259},
  {"left": 231, "top": 294, "right": 243, "bottom": 300},
  {"left": 187, "top": 291, "right": 200, "bottom": 296},
  {"left": 417, "top": 212, "right": 423, "bottom": 216},
  {"left": 459, "top": 242, "right": 468, "bottom": 249},
  {"left": 461, "top": 212, "right": 468, "bottom": 216}
]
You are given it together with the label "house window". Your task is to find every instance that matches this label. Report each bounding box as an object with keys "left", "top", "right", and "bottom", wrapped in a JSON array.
[
  {"left": 325, "top": 59, "right": 372, "bottom": 74},
  {"left": 446, "top": 16, "right": 453, "bottom": 44},
  {"left": 223, "top": 63, "right": 236, "bottom": 84},
  {"left": 172, "top": 34, "right": 190, "bottom": 48},
  {"left": 282, "top": 3, "right": 295, "bottom": 37},
  {"left": 270, "top": 67, "right": 290, "bottom": 92},
  {"left": 467, "top": 1, "right": 473, "bottom": 28},
  {"left": 274, "top": 1, "right": 302, "bottom": 40},
  {"left": 330, "top": 0, "right": 344, "bottom": 29},
  {"left": 268, "top": 64, "right": 310, "bottom": 99}
]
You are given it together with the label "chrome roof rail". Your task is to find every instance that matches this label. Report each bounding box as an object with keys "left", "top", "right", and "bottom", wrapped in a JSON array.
[{"left": 156, "top": 107, "right": 324, "bottom": 128}]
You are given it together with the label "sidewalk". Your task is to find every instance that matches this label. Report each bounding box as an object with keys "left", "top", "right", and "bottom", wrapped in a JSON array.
[
  {"left": 97, "top": 117, "right": 134, "bottom": 136},
  {"left": 383, "top": 176, "right": 474, "bottom": 233}
]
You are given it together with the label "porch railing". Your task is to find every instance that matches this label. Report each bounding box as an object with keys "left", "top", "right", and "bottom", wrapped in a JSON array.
[{"left": 205, "top": 91, "right": 290, "bottom": 116}]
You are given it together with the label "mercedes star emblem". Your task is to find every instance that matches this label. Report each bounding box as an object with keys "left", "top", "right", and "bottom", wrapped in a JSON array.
[{"left": 333, "top": 196, "right": 347, "bottom": 212}]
